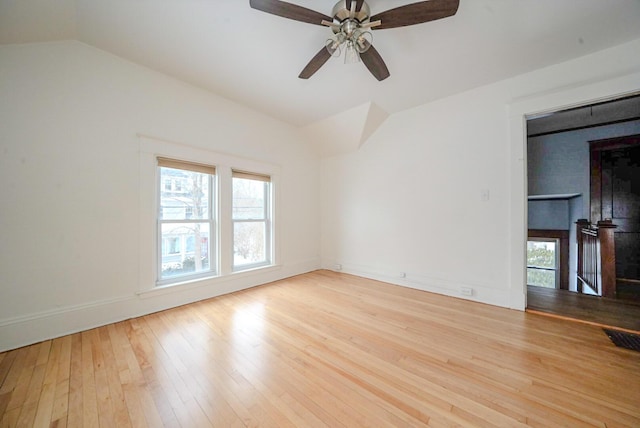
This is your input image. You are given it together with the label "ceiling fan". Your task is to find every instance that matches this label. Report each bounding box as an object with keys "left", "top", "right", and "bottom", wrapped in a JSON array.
[{"left": 249, "top": 0, "right": 460, "bottom": 81}]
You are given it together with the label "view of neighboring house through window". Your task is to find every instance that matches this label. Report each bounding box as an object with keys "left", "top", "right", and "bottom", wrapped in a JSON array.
[
  {"left": 158, "top": 158, "right": 216, "bottom": 285},
  {"left": 232, "top": 170, "right": 271, "bottom": 271},
  {"left": 527, "top": 238, "right": 559, "bottom": 288}
]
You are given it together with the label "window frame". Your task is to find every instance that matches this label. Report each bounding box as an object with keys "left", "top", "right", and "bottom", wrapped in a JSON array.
[
  {"left": 231, "top": 171, "right": 273, "bottom": 272},
  {"left": 156, "top": 159, "right": 217, "bottom": 286},
  {"left": 527, "top": 229, "right": 570, "bottom": 290},
  {"left": 526, "top": 237, "right": 560, "bottom": 289},
  {"left": 138, "top": 135, "right": 281, "bottom": 294}
]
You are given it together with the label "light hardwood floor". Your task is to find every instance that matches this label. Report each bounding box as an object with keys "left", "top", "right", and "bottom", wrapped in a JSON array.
[{"left": 1, "top": 270, "right": 639, "bottom": 427}]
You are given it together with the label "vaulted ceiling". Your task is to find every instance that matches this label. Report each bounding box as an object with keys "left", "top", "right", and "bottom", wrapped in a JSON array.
[{"left": 2, "top": 0, "right": 640, "bottom": 127}]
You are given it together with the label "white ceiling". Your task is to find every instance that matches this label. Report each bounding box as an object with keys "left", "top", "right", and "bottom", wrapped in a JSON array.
[{"left": 2, "top": 0, "right": 640, "bottom": 127}]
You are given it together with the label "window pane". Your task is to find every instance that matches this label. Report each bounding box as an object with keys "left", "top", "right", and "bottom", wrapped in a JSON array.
[
  {"left": 161, "top": 223, "right": 210, "bottom": 279},
  {"left": 160, "top": 167, "right": 209, "bottom": 220},
  {"left": 233, "top": 178, "right": 266, "bottom": 220},
  {"left": 234, "top": 222, "right": 266, "bottom": 267},
  {"left": 527, "top": 268, "right": 556, "bottom": 288},
  {"left": 527, "top": 240, "right": 556, "bottom": 269}
]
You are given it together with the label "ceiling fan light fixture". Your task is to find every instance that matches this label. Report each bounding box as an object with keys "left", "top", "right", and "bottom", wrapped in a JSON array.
[
  {"left": 326, "top": 28, "right": 370, "bottom": 60},
  {"left": 354, "top": 30, "right": 372, "bottom": 53},
  {"left": 344, "top": 40, "right": 361, "bottom": 64},
  {"left": 326, "top": 37, "right": 342, "bottom": 57}
]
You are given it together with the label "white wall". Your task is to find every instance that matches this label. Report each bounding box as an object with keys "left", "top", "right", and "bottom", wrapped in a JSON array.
[
  {"left": 321, "top": 84, "right": 513, "bottom": 306},
  {"left": 0, "top": 41, "right": 321, "bottom": 352},
  {"left": 321, "top": 38, "right": 640, "bottom": 309}
]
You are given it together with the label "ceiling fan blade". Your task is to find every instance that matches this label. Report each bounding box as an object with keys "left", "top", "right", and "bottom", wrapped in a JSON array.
[
  {"left": 360, "top": 44, "right": 390, "bottom": 81},
  {"left": 355, "top": 0, "right": 365, "bottom": 12},
  {"left": 299, "top": 46, "right": 333, "bottom": 79},
  {"left": 250, "top": 0, "right": 332, "bottom": 26},
  {"left": 370, "top": 0, "right": 459, "bottom": 30}
]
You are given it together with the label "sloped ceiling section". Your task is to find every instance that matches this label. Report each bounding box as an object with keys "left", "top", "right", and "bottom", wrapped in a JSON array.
[
  {"left": 303, "top": 102, "right": 389, "bottom": 157},
  {"left": 1, "top": 0, "right": 640, "bottom": 130},
  {"left": 360, "top": 102, "right": 390, "bottom": 147},
  {"left": 0, "top": 0, "right": 76, "bottom": 43}
]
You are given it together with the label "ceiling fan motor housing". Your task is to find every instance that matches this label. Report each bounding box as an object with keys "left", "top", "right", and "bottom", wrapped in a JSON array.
[{"left": 332, "top": 1, "right": 371, "bottom": 25}]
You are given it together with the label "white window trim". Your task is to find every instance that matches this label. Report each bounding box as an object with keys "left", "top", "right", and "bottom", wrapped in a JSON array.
[{"left": 138, "top": 134, "right": 281, "bottom": 293}]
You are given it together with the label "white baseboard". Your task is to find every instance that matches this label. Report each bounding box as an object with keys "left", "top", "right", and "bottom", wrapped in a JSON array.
[
  {"left": 321, "top": 260, "right": 511, "bottom": 309},
  {"left": 0, "top": 257, "right": 320, "bottom": 352}
]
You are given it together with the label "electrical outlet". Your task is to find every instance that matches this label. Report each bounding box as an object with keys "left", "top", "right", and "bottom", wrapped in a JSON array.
[
  {"left": 334, "top": 264, "right": 342, "bottom": 271},
  {"left": 461, "top": 287, "right": 473, "bottom": 296},
  {"left": 480, "top": 189, "right": 490, "bottom": 202},
  {"left": 399, "top": 272, "right": 406, "bottom": 278}
]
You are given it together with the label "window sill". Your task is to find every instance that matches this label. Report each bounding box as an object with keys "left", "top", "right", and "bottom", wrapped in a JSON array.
[
  {"left": 136, "top": 264, "right": 282, "bottom": 299},
  {"left": 232, "top": 262, "right": 273, "bottom": 274}
]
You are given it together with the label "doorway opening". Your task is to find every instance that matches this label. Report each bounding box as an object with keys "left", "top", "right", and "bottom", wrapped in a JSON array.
[{"left": 525, "top": 94, "right": 640, "bottom": 331}]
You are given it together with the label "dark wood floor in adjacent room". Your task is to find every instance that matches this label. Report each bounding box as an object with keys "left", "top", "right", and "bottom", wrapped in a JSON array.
[
  {"left": 2, "top": 271, "right": 639, "bottom": 427},
  {"left": 527, "top": 285, "right": 640, "bottom": 332}
]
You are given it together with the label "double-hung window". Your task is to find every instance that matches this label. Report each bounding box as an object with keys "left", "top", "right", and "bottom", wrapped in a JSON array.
[
  {"left": 232, "top": 170, "right": 271, "bottom": 271},
  {"left": 157, "top": 158, "right": 216, "bottom": 285},
  {"left": 526, "top": 238, "right": 559, "bottom": 288}
]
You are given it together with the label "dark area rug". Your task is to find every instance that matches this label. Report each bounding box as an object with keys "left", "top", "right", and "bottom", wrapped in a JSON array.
[{"left": 603, "top": 329, "right": 640, "bottom": 352}]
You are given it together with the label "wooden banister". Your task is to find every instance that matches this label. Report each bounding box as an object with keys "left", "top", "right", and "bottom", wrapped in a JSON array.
[
  {"left": 575, "top": 219, "right": 589, "bottom": 294},
  {"left": 597, "top": 220, "right": 617, "bottom": 298},
  {"left": 576, "top": 219, "right": 617, "bottom": 298}
]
